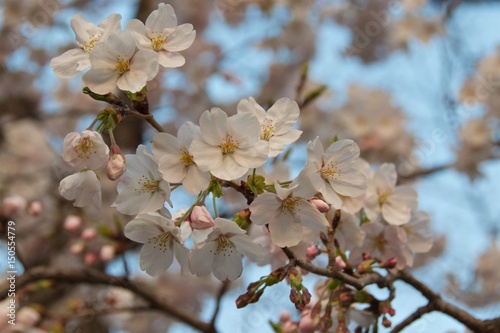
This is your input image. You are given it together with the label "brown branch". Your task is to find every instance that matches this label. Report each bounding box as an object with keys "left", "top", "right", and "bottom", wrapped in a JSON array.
[
  {"left": 0, "top": 267, "right": 211, "bottom": 332},
  {"left": 44, "top": 305, "right": 151, "bottom": 321},
  {"left": 397, "top": 270, "right": 499, "bottom": 333},
  {"left": 390, "top": 303, "right": 436, "bottom": 333},
  {"left": 208, "top": 281, "right": 230, "bottom": 333},
  {"left": 281, "top": 247, "right": 387, "bottom": 290},
  {"left": 398, "top": 164, "right": 451, "bottom": 184}
]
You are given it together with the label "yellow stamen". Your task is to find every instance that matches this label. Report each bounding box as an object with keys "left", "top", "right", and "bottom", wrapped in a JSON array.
[
  {"left": 260, "top": 118, "right": 275, "bottom": 140},
  {"left": 136, "top": 176, "right": 160, "bottom": 194},
  {"left": 179, "top": 147, "right": 194, "bottom": 166},
  {"left": 320, "top": 162, "right": 339, "bottom": 180},
  {"left": 115, "top": 56, "right": 130, "bottom": 75},
  {"left": 76, "top": 137, "right": 96, "bottom": 160},
  {"left": 150, "top": 232, "right": 172, "bottom": 251},
  {"left": 218, "top": 134, "right": 239, "bottom": 155},
  {"left": 79, "top": 33, "right": 101, "bottom": 53}
]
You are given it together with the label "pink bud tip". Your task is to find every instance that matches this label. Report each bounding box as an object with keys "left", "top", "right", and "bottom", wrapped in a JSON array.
[
  {"left": 2, "top": 195, "right": 27, "bottom": 216},
  {"left": 27, "top": 201, "right": 43, "bottom": 216},
  {"left": 64, "top": 215, "right": 82, "bottom": 231},
  {"left": 81, "top": 227, "right": 97, "bottom": 241},
  {"left": 106, "top": 153, "right": 126, "bottom": 180},
  {"left": 310, "top": 198, "right": 329, "bottom": 213},
  {"left": 100, "top": 244, "right": 116, "bottom": 261},
  {"left": 84, "top": 252, "right": 98, "bottom": 265},
  {"left": 306, "top": 245, "right": 321, "bottom": 261},
  {"left": 189, "top": 206, "right": 215, "bottom": 230}
]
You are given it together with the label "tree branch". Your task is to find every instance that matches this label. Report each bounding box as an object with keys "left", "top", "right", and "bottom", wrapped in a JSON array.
[{"left": 0, "top": 267, "right": 212, "bottom": 332}]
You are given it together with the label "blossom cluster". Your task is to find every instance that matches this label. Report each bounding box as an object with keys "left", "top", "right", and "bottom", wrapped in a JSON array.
[{"left": 52, "top": 3, "right": 434, "bottom": 286}]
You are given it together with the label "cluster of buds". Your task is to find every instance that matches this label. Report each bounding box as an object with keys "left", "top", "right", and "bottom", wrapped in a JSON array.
[{"left": 236, "top": 266, "right": 288, "bottom": 308}]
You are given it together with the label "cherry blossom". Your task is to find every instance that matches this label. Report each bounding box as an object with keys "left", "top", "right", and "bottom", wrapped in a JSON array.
[
  {"left": 150, "top": 122, "right": 210, "bottom": 195},
  {"left": 294, "top": 137, "right": 367, "bottom": 208},
  {"left": 124, "top": 212, "right": 190, "bottom": 276},
  {"left": 402, "top": 211, "right": 434, "bottom": 253},
  {"left": 62, "top": 130, "right": 109, "bottom": 171},
  {"left": 59, "top": 169, "right": 102, "bottom": 209},
  {"left": 249, "top": 183, "right": 328, "bottom": 247},
  {"left": 112, "top": 145, "right": 171, "bottom": 215},
  {"left": 364, "top": 163, "right": 418, "bottom": 225},
  {"left": 237, "top": 97, "right": 302, "bottom": 157},
  {"left": 190, "top": 107, "right": 268, "bottom": 180},
  {"left": 190, "top": 218, "right": 264, "bottom": 281},
  {"left": 50, "top": 13, "right": 121, "bottom": 78},
  {"left": 126, "top": 3, "right": 196, "bottom": 68},
  {"left": 82, "top": 30, "right": 159, "bottom": 94}
]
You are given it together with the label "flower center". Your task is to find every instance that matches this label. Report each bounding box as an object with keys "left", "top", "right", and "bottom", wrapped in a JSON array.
[
  {"left": 320, "top": 162, "right": 339, "bottom": 181},
  {"left": 150, "top": 32, "right": 168, "bottom": 52},
  {"left": 378, "top": 192, "right": 390, "bottom": 206},
  {"left": 261, "top": 118, "right": 275, "bottom": 140},
  {"left": 149, "top": 232, "right": 173, "bottom": 252},
  {"left": 218, "top": 134, "right": 239, "bottom": 155},
  {"left": 137, "top": 176, "right": 160, "bottom": 194},
  {"left": 79, "top": 33, "right": 101, "bottom": 53},
  {"left": 115, "top": 56, "right": 130, "bottom": 75},
  {"left": 281, "top": 197, "right": 299, "bottom": 213},
  {"left": 215, "top": 234, "right": 235, "bottom": 255},
  {"left": 76, "top": 137, "right": 97, "bottom": 160},
  {"left": 374, "top": 234, "right": 386, "bottom": 252},
  {"left": 179, "top": 147, "right": 194, "bottom": 166}
]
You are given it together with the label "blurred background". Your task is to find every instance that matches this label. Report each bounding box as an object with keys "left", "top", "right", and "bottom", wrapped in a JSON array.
[{"left": 0, "top": 0, "right": 499, "bottom": 332}]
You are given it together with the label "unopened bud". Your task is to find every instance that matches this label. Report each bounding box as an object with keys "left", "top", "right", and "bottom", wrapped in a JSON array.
[
  {"left": 84, "top": 252, "right": 98, "bottom": 265},
  {"left": 70, "top": 242, "right": 85, "bottom": 254},
  {"left": 280, "top": 311, "right": 292, "bottom": 323},
  {"left": 189, "top": 206, "right": 214, "bottom": 230},
  {"left": 382, "top": 316, "right": 392, "bottom": 328},
  {"left": 283, "top": 321, "right": 298, "bottom": 333},
  {"left": 106, "top": 153, "right": 126, "bottom": 181},
  {"left": 335, "top": 256, "right": 347, "bottom": 269},
  {"left": 81, "top": 227, "right": 97, "bottom": 241},
  {"left": 362, "top": 252, "right": 372, "bottom": 260},
  {"left": 381, "top": 257, "right": 397, "bottom": 269},
  {"left": 64, "top": 215, "right": 82, "bottom": 231},
  {"left": 100, "top": 244, "right": 116, "bottom": 262},
  {"left": 310, "top": 198, "right": 329, "bottom": 213},
  {"left": 27, "top": 201, "right": 42, "bottom": 216},
  {"left": 306, "top": 244, "right": 321, "bottom": 261},
  {"left": 3, "top": 195, "right": 27, "bottom": 216}
]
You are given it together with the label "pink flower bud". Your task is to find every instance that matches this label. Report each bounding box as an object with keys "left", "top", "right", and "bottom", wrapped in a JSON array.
[
  {"left": 283, "top": 321, "right": 298, "bottom": 333},
  {"left": 27, "top": 201, "right": 42, "bottom": 216},
  {"left": 298, "top": 312, "right": 316, "bottom": 333},
  {"left": 280, "top": 311, "right": 292, "bottom": 323},
  {"left": 81, "top": 227, "right": 97, "bottom": 241},
  {"left": 310, "top": 198, "right": 329, "bottom": 213},
  {"left": 306, "top": 245, "right": 321, "bottom": 261},
  {"left": 84, "top": 252, "right": 98, "bottom": 265},
  {"left": 189, "top": 206, "right": 214, "bottom": 230},
  {"left": 106, "top": 153, "right": 126, "bottom": 181},
  {"left": 100, "top": 244, "right": 116, "bottom": 262},
  {"left": 381, "top": 257, "right": 397, "bottom": 269},
  {"left": 70, "top": 242, "right": 85, "bottom": 254},
  {"left": 2, "top": 195, "right": 27, "bottom": 216},
  {"left": 17, "top": 307, "right": 40, "bottom": 326},
  {"left": 335, "top": 256, "right": 346, "bottom": 269},
  {"left": 64, "top": 215, "right": 82, "bottom": 231}
]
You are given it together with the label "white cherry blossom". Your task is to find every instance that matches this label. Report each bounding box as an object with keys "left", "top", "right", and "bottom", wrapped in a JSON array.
[
  {"left": 364, "top": 163, "right": 418, "bottom": 225},
  {"left": 59, "top": 169, "right": 101, "bottom": 209},
  {"left": 50, "top": 13, "right": 121, "bottom": 78},
  {"left": 294, "top": 137, "right": 367, "bottom": 208},
  {"left": 151, "top": 122, "right": 210, "bottom": 195},
  {"left": 113, "top": 145, "right": 171, "bottom": 215},
  {"left": 190, "top": 107, "right": 268, "bottom": 180},
  {"left": 249, "top": 183, "right": 328, "bottom": 247},
  {"left": 126, "top": 3, "right": 195, "bottom": 68},
  {"left": 402, "top": 211, "right": 434, "bottom": 253},
  {"left": 62, "top": 130, "right": 109, "bottom": 171},
  {"left": 124, "top": 212, "right": 190, "bottom": 276},
  {"left": 190, "top": 218, "right": 264, "bottom": 281},
  {"left": 82, "top": 30, "right": 159, "bottom": 94},
  {"left": 237, "top": 97, "right": 302, "bottom": 157}
]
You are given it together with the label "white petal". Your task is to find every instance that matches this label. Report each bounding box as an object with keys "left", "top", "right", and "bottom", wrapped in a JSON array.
[
  {"left": 292, "top": 166, "right": 324, "bottom": 199},
  {"left": 237, "top": 97, "right": 266, "bottom": 122},
  {"left": 227, "top": 112, "right": 261, "bottom": 148},
  {"left": 232, "top": 141, "right": 268, "bottom": 169},
  {"left": 140, "top": 241, "right": 174, "bottom": 276},
  {"left": 146, "top": 3, "right": 177, "bottom": 31},
  {"left": 212, "top": 248, "right": 243, "bottom": 281},
  {"left": 158, "top": 51, "right": 185, "bottom": 68},
  {"left": 183, "top": 165, "right": 211, "bottom": 195},
  {"left": 165, "top": 24, "right": 195, "bottom": 51},
  {"left": 158, "top": 156, "right": 186, "bottom": 183},
  {"left": 212, "top": 154, "right": 248, "bottom": 180},
  {"left": 296, "top": 200, "right": 329, "bottom": 230},
  {"left": 199, "top": 108, "right": 228, "bottom": 146},
  {"left": 173, "top": 242, "right": 190, "bottom": 273},
  {"left": 266, "top": 98, "right": 300, "bottom": 135},
  {"left": 126, "top": 19, "right": 153, "bottom": 50},
  {"left": 124, "top": 216, "right": 163, "bottom": 243},
  {"left": 190, "top": 139, "right": 223, "bottom": 172},
  {"left": 268, "top": 212, "right": 303, "bottom": 247},
  {"left": 268, "top": 130, "right": 302, "bottom": 157},
  {"left": 131, "top": 49, "right": 160, "bottom": 81},
  {"left": 71, "top": 14, "right": 100, "bottom": 45},
  {"left": 324, "top": 139, "right": 360, "bottom": 166},
  {"left": 373, "top": 163, "right": 397, "bottom": 192},
  {"left": 82, "top": 68, "right": 119, "bottom": 95},
  {"left": 151, "top": 132, "right": 180, "bottom": 157},
  {"left": 306, "top": 137, "right": 324, "bottom": 168},
  {"left": 50, "top": 49, "right": 90, "bottom": 78},
  {"left": 190, "top": 242, "right": 216, "bottom": 277},
  {"left": 249, "top": 193, "right": 282, "bottom": 226},
  {"left": 330, "top": 169, "right": 367, "bottom": 197},
  {"left": 214, "top": 218, "right": 246, "bottom": 235},
  {"left": 321, "top": 182, "right": 343, "bottom": 209},
  {"left": 232, "top": 235, "right": 265, "bottom": 262}
]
